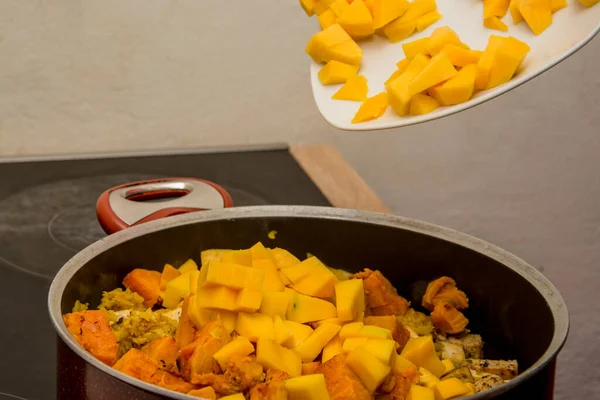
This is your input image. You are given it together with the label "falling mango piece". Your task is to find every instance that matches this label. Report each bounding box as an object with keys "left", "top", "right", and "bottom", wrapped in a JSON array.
[
  {"left": 306, "top": 24, "right": 363, "bottom": 65},
  {"left": 318, "top": 9, "right": 338, "bottom": 30},
  {"left": 416, "top": 11, "right": 443, "bottom": 32},
  {"left": 509, "top": 0, "right": 524, "bottom": 23},
  {"left": 408, "top": 52, "right": 457, "bottom": 96},
  {"left": 318, "top": 60, "right": 360, "bottom": 84},
  {"left": 373, "top": 0, "right": 410, "bottom": 29},
  {"left": 330, "top": 0, "right": 351, "bottom": 16},
  {"left": 484, "top": 16, "right": 509, "bottom": 31},
  {"left": 338, "top": 0, "right": 375, "bottom": 39},
  {"left": 387, "top": 53, "right": 431, "bottom": 116},
  {"left": 579, "top": 0, "right": 599, "bottom": 7},
  {"left": 402, "top": 37, "right": 430, "bottom": 59},
  {"left": 474, "top": 35, "right": 505, "bottom": 90},
  {"left": 519, "top": 0, "right": 553, "bottom": 35},
  {"left": 332, "top": 75, "right": 369, "bottom": 101},
  {"left": 426, "top": 26, "right": 468, "bottom": 56},
  {"left": 550, "top": 0, "right": 568, "bottom": 12},
  {"left": 300, "top": 0, "right": 317, "bottom": 16},
  {"left": 409, "top": 94, "right": 440, "bottom": 116},
  {"left": 483, "top": 0, "right": 511, "bottom": 18},
  {"left": 399, "top": 0, "right": 438, "bottom": 22},
  {"left": 351, "top": 93, "right": 389, "bottom": 123},
  {"left": 441, "top": 44, "right": 482, "bottom": 67},
  {"left": 486, "top": 36, "right": 530, "bottom": 89},
  {"left": 383, "top": 19, "right": 416, "bottom": 43},
  {"left": 429, "top": 64, "right": 476, "bottom": 106}
]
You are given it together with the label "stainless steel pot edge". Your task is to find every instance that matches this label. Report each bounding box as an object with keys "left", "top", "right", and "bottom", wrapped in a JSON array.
[{"left": 48, "top": 205, "right": 569, "bottom": 400}]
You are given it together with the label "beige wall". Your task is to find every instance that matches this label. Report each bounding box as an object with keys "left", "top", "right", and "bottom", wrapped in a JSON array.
[{"left": 1, "top": 1, "right": 598, "bottom": 398}]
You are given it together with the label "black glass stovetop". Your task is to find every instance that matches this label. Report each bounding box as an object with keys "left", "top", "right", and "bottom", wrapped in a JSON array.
[{"left": 0, "top": 145, "right": 330, "bottom": 400}]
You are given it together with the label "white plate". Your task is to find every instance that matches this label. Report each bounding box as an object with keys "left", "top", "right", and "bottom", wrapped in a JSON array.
[{"left": 310, "top": 2, "right": 600, "bottom": 131}]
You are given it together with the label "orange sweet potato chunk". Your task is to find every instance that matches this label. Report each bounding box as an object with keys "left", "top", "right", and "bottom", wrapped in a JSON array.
[
  {"left": 142, "top": 336, "right": 180, "bottom": 374},
  {"left": 430, "top": 302, "right": 469, "bottom": 334},
  {"left": 422, "top": 276, "right": 469, "bottom": 311},
  {"left": 316, "top": 354, "right": 371, "bottom": 400},
  {"left": 364, "top": 315, "right": 410, "bottom": 351},
  {"left": 64, "top": 310, "right": 117, "bottom": 365},
  {"left": 123, "top": 269, "right": 162, "bottom": 308},
  {"left": 176, "top": 296, "right": 198, "bottom": 348},
  {"left": 179, "top": 321, "right": 232, "bottom": 380},
  {"left": 352, "top": 269, "right": 410, "bottom": 316}
]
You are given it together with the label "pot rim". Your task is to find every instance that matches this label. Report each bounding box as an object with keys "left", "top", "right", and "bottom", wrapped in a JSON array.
[{"left": 48, "top": 205, "right": 569, "bottom": 400}]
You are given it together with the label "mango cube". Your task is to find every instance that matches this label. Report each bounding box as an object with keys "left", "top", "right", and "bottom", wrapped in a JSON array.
[
  {"left": 441, "top": 44, "right": 481, "bottom": 68},
  {"left": 234, "top": 289, "right": 263, "bottom": 313},
  {"left": 220, "top": 249, "right": 252, "bottom": 267},
  {"left": 416, "top": 11, "right": 442, "bottom": 32},
  {"left": 198, "top": 261, "right": 265, "bottom": 291},
  {"left": 362, "top": 339, "right": 396, "bottom": 365},
  {"left": 359, "top": 325, "right": 393, "bottom": 340},
  {"left": 213, "top": 336, "right": 255, "bottom": 371},
  {"left": 253, "top": 259, "right": 285, "bottom": 292},
  {"left": 342, "top": 336, "right": 369, "bottom": 353},
  {"left": 373, "top": 0, "right": 410, "bottom": 29},
  {"left": 339, "top": 322, "right": 365, "bottom": 340},
  {"left": 400, "top": 336, "right": 446, "bottom": 377},
  {"left": 271, "top": 248, "right": 301, "bottom": 269},
  {"left": 352, "top": 92, "right": 389, "bottom": 123},
  {"left": 332, "top": 75, "right": 369, "bottom": 102},
  {"left": 260, "top": 292, "right": 291, "bottom": 318},
  {"left": 407, "top": 384, "right": 435, "bottom": 400},
  {"left": 426, "top": 26, "right": 466, "bottom": 56},
  {"left": 274, "top": 315, "right": 293, "bottom": 345},
  {"left": 257, "top": 337, "right": 302, "bottom": 377},
  {"left": 442, "top": 359, "right": 455, "bottom": 374},
  {"left": 281, "top": 257, "right": 338, "bottom": 298},
  {"left": 338, "top": 0, "right": 375, "bottom": 39},
  {"left": 387, "top": 53, "right": 431, "bottom": 116},
  {"left": 300, "top": 0, "right": 317, "bottom": 16},
  {"left": 400, "top": 0, "right": 438, "bottom": 21},
  {"left": 484, "top": 16, "right": 509, "bottom": 31},
  {"left": 347, "top": 346, "right": 391, "bottom": 393},
  {"left": 403, "top": 37, "right": 430, "bottom": 59},
  {"left": 397, "top": 57, "right": 410, "bottom": 71},
  {"left": 330, "top": 0, "right": 351, "bottom": 16},
  {"left": 195, "top": 285, "right": 238, "bottom": 311},
  {"left": 250, "top": 242, "right": 274, "bottom": 261},
  {"left": 314, "top": 0, "right": 336, "bottom": 15},
  {"left": 178, "top": 259, "right": 199, "bottom": 274},
  {"left": 419, "top": 367, "right": 441, "bottom": 388},
  {"left": 410, "top": 94, "right": 440, "bottom": 116},
  {"left": 432, "top": 378, "right": 471, "bottom": 399},
  {"left": 318, "top": 9, "right": 338, "bottom": 30},
  {"left": 510, "top": 0, "right": 524, "bottom": 23},
  {"left": 383, "top": 19, "right": 416, "bottom": 43},
  {"left": 322, "top": 334, "right": 343, "bottom": 362},
  {"left": 189, "top": 270, "right": 201, "bottom": 294},
  {"left": 235, "top": 312, "right": 275, "bottom": 342},
  {"left": 335, "top": 279, "right": 365, "bottom": 322},
  {"left": 429, "top": 64, "right": 476, "bottom": 106},
  {"left": 200, "top": 249, "right": 231, "bottom": 266},
  {"left": 475, "top": 35, "right": 504, "bottom": 90},
  {"left": 519, "top": 0, "right": 552, "bottom": 35},
  {"left": 318, "top": 61, "right": 360, "bottom": 85},
  {"left": 394, "top": 355, "right": 416, "bottom": 373},
  {"left": 284, "top": 374, "right": 331, "bottom": 400},
  {"left": 188, "top": 298, "right": 237, "bottom": 332},
  {"left": 167, "top": 271, "right": 192, "bottom": 298},
  {"left": 306, "top": 23, "right": 363, "bottom": 65},
  {"left": 484, "top": 0, "right": 511, "bottom": 18},
  {"left": 159, "top": 264, "right": 181, "bottom": 291},
  {"left": 294, "top": 323, "right": 341, "bottom": 362},
  {"left": 550, "top": 0, "right": 568, "bottom": 12},
  {"left": 283, "top": 320, "right": 315, "bottom": 348},
  {"left": 486, "top": 36, "right": 530, "bottom": 89}
]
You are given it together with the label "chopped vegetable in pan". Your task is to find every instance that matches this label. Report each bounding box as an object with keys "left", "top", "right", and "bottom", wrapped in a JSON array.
[{"left": 63, "top": 242, "right": 519, "bottom": 399}]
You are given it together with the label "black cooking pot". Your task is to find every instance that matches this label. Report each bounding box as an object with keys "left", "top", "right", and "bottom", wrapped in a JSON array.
[{"left": 48, "top": 206, "right": 568, "bottom": 400}]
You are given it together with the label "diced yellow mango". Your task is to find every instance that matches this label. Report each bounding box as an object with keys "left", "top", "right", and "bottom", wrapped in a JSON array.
[
  {"left": 234, "top": 289, "right": 263, "bottom": 312},
  {"left": 198, "top": 261, "right": 265, "bottom": 291},
  {"left": 314, "top": 0, "right": 336, "bottom": 15},
  {"left": 475, "top": 35, "right": 505, "bottom": 90},
  {"left": 484, "top": 16, "right": 509, "bottom": 31},
  {"left": 408, "top": 52, "right": 457, "bottom": 96},
  {"left": 510, "top": 0, "right": 524, "bottom": 23},
  {"left": 442, "top": 359, "right": 455, "bottom": 374},
  {"left": 283, "top": 320, "right": 314, "bottom": 348},
  {"left": 519, "top": 0, "right": 552, "bottom": 35},
  {"left": 432, "top": 378, "right": 471, "bottom": 399},
  {"left": 399, "top": 0, "right": 438, "bottom": 21},
  {"left": 486, "top": 36, "right": 530, "bottom": 89},
  {"left": 373, "top": 0, "right": 410, "bottom": 29},
  {"left": 282, "top": 257, "right": 338, "bottom": 298},
  {"left": 335, "top": 279, "right": 365, "bottom": 322},
  {"left": 352, "top": 92, "right": 389, "bottom": 123},
  {"left": 257, "top": 337, "right": 302, "bottom": 377},
  {"left": 407, "top": 384, "right": 435, "bottom": 400},
  {"left": 235, "top": 312, "right": 275, "bottom": 342},
  {"left": 160, "top": 264, "right": 181, "bottom": 291},
  {"left": 387, "top": 53, "right": 431, "bottom": 115},
  {"left": 322, "top": 334, "right": 343, "bottom": 362},
  {"left": 330, "top": 0, "right": 351, "bottom": 16},
  {"left": 402, "top": 37, "right": 430, "bottom": 59},
  {"left": 550, "top": 0, "right": 568, "bottom": 12},
  {"left": 306, "top": 23, "right": 363, "bottom": 65},
  {"left": 383, "top": 19, "right": 416, "bottom": 43},
  {"left": 200, "top": 249, "right": 231, "bottom": 266},
  {"left": 189, "top": 270, "right": 200, "bottom": 294},
  {"left": 394, "top": 355, "right": 416, "bottom": 373},
  {"left": 440, "top": 44, "right": 481, "bottom": 67},
  {"left": 361, "top": 339, "right": 396, "bottom": 365},
  {"left": 188, "top": 300, "right": 237, "bottom": 333},
  {"left": 161, "top": 284, "right": 184, "bottom": 309},
  {"left": 426, "top": 26, "right": 467, "bottom": 56},
  {"left": 253, "top": 259, "right": 285, "bottom": 292},
  {"left": 220, "top": 394, "right": 245, "bottom": 400},
  {"left": 195, "top": 285, "right": 238, "bottom": 311},
  {"left": 300, "top": 0, "right": 317, "bottom": 16},
  {"left": 419, "top": 367, "right": 440, "bottom": 388},
  {"left": 579, "top": 0, "right": 599, "bottom": 6},
  {"left": 274, "top": 315, "right": 293, "bottom": 345},
  {"left": 342, "top": 336, "right": 369, "bottom": 353},
  {"left": 332, "top": 75, "right": 369, "bottom": 101},
  {"left": 167, "top": 272, "right": 192, "bottom": 298},
  {"left": 318, "top": 9, "right": 338, "bottom": 30},
  {"left": 347, "top": 346, "right": 391, "bottom": 393},
  {"left": 338, "top": 0, "right": 375, "bottom": 39},
  {"left": 220, "top": 250, "right": 252, "bottom": 267},
  {"left": 286, "top": 292, "right": 338, "bottom": 323},
  {"left": 250, "top": 242, "right": 274, "bottom": 261},
  {"left": 416, "top": 11, "right": 442, "bottom": 32},
  {"left": 397, "top": 58, "right": 410, "bottom": 72},
  {"left": 314, "top": 317, "right": 345, "bottom": 327},
  {"left": 484, "top": 0, "right": 511, "bottom": 18},
  {"left": 400, "top": 336, "right": 446, "bottom": 377},
  {"left": 284, "top": 374, "right": 331, "bottom": 400},
  {"left": 409, "top": 94, "right": 440, "bottom": 116},
  {"left": 429, "top": 64, "right": 476, "bottom": 106},
  {"left": 271, "top": 248, "right": 301, "bottom": 269},
  {"left": 259, "top": 292, "right": 291, "bottom": 318},
  {"left": 295, "top": 323, "right": 342, "bottom": 362},
  {"left": 178, "top": 259, "right": 199, "bottom": 275},
  {"left": 213, "top": 336, "right": 255, "bottom": 371},
  {"left": 385, "top": 69, "right": 405, "bottom": 87}
]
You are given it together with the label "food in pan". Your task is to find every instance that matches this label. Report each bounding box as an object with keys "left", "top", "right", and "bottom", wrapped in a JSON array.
[{"left": 63, "top": 242, "right": 519, "bottom": 399}]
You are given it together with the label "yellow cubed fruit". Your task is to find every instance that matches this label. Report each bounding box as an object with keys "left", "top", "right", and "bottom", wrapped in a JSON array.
[
  {"left": 160, "top": 264, "right": 181, "bottom": 291},
  {"left": 394, "top": 355, "right": 416, "bottom": 373},
  {"left": 220, "top": 249, "right": 252, "bottom": 267},
  {"left": 188, "top": 387, "right": 217, "bottom": 400},
  {"left": 330, "top": 0, "right": 351, "bottom": 16},
  {"left": 260, "top": 292, "right": 291, "bottom": 318},
  {"left": 271, "top": 248, "right": 301, "bottom": 269},
  {"left": 300, "top": 0, "right": 317, "bottom": 16},
  {"left": 550, "top": 0, "right": 568, "bottom": 12},
  {"left": 234, "top": 289, "right": 263, "bottom": 313},
  {"left": 200, "top": 249, "right": 231, "bottom": 266},
  {"left": 397, "top": 58, "right": 410, "bottom": 72},
  {"left": 318, "top": 9, "right": 337, "bottom": 30},
  {"left": 429, "top": 64, "right": 476, "bottom": 106},
  {"left": 519, "top": 0, "right": 552, "bottom": 35},
  {"left": 372, "top": 0, "right": 410, "bottom": 30},
  {"left": 579, "top": 0, "right": 599, "bottom": 6},
  {"left": 187, "top": 299, "right": 237, "bottom": 333},
  {"left": 484, "top": 16, "right": 509, "bottom": 31},
  {"left": 220, "top": 394, "right": 245, "bottom": 400},
  {"left": 306, "top": 24, "right": 363, "bottom": 65},
  {"left": 178, "top": 259, "right": 199, "bottom": 274},
  {"left": 235, "top": 312, "right": 275, "bottom": 342},
  {"left": 281, "top": 257, "right": 338, "bottom": 298},
  {"left": 400, "top": 0, "right": 438, "bottom": 21},
  {"left": 408, "top": 52, "right": 457, "bottom": 96},
  {"left": 352, "top": 92, "right": 389, "bottom": 123},
  {"left": 274, "top": 315, "right": 293, "bottom": 345},
  {"left": 314, "top": 0, "right": 336, "bottom": 15},
  {"left": 426, "top": 26, "right": 467, "bottom": 56},
  {"left": 385, "top": 69, "right": 405, "bottom": 87},
  {"left": 322, "top": 334, "right": 343, "bottom": 362},
  {"left": 486, "top": 36, "right": 530, "bottom": 89},
  {"left": 347, "top": 346, "right": 391, "bottom": 393},
  {"left": 410, "top": 94, "right": 440, "bottom": 116},
  {"left": 198, "top": 260, "right": 265, "bottom": 291},
  {"left": 362, "top": 339, "right": 397, "bottom": 365},
  {"left": 213, "top": 336, "right": 255, "bottom": 371},
  {"left": 338, "top": 0, "right": 375, "bottom": 40},
  {"left": 407, "top": 384, "right": 435, "bottom": 400},
  {"left": 195, "top": 285, "right": 238, "bottom": 311},
  {"left": 400, "top": 336, "right": 446, "bottom": 377},
  {"left": 383, "top": 19, "right": 416, "bottom": 43},
  {"left": 257, "top": 337, "right": 302, "bottom": 377},
  {"left": 387, "top": 53, "right": 431, "bottom": 116},
  {"left": 335, "top": 278, "right": 365, "bottom": 321},
  {"left": 432, "top": 378, "right": 471, "bottom": 399},
  {"left": 314, "top": 317, "right": 345, "bottom": 327},
  {"left": 359, "top": 325, "right": 393, "bottom": 340},
  {"left": 283, "top": 320, "right": 315, "bottom": 348},
  {"left": 189, "top": 270, "right": 200, "bottom": 294},
  {"left": 166, "top": 271, "right": 192, "bottom": 298},
  {"left": 295, "top": 323, "right": 342, "bottom": 362},
  {"left": 284, "top": 374, "right": 331, "bottom": 400},
  {"left": 403, "top": 37, "right": 430, "bottom": 59},
  {"left": 484, "top": 0, "right": 511, "bottom": 18},
  {"left": 475, "top": 35, "right": 505, "bottom": 90},
  {"left": 442, "top": 359, "right": 455, "bottom": 374},
  {"left": 253, "top": 259, "right": 285, "bottom": 292},
  {"left": 441, "top": 44, "right": 482, "bottom": 68},
  {"left": 416, "top": 11, "right": 442, "bottom": 32},
  {"left": 342, "top": 336, "right": 369, "bottom": 353},
  {"left": 339, "top": 322, "right": 365, "bottom": 340},
  {"left": 510, "top": 0, "right": 524, "bottom": 23},
  {"left": 250, "top": 242, "right": 274, "bottom": 261},
  {"left": 332, "top": 75, "right": 369, "bottom": 101},
  {"left": 419, "top": 367, "right": 440, "bottom": 388}
]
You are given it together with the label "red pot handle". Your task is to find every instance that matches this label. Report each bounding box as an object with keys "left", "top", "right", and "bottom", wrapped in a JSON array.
[{"left": 96, "top": 177, "right": 233, "bottom": 234}]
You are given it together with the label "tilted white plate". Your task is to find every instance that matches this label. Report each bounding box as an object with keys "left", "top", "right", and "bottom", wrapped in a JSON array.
[{"left": 310, "top": 2, "right": 600, "bottom": 131}]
